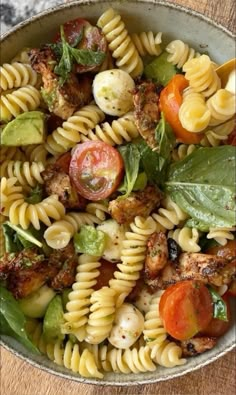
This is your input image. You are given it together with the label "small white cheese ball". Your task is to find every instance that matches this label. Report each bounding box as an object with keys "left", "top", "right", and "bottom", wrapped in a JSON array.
[
  {"left": 108, "top": 303, "right": 144, "bottom": 349},
  {"left": 93, "top": 69, "right": 135, "bottom": 116}
]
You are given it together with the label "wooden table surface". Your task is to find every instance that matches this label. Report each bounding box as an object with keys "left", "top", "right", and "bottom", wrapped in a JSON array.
[{"left": 1, "top": 1, "right": 235, "bottom": 394}]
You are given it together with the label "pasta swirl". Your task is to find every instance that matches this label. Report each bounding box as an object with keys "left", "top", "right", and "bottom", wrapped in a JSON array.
[
  {"left": 151, "top": 196, "right": 189, "bottom": 231},
  {"left": 165, "top": 39, "right": 200, "bottom": 69},
  {"left": 206, "top": 89, "right": 235, "bottom": 126},
  {"left": 143, "top": 291, "right": 167, "bottom": 347},
  {"left": 168, "top": 227, "right": 201, "bottom": 253},
  {"left": 0, "top": 160, "right": 45, "bottom": 187},
  {"left": 151, "top": 341, "right": 186, "bottom": 368},
  {"left": 131, "top": 31, "right": 162, "bottom": 56},
  {"left": 0, "top": 62, "right": 38, "bottom": 91}
]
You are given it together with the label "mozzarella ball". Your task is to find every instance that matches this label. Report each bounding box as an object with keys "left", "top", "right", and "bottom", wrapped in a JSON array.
[
  {"left": 108, "top": 303, "right": 144, "bottom": 349},
  {"left": 93, "top": 69, "right": 135, "bottom": 116}
]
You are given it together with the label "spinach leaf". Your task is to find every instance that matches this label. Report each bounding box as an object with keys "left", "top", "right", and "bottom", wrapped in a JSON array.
[
  {"left": 136, "top": 139, "right": 166, "bottom": 185},
  {"left": 118, "top": 144, "right": 141, "bottom": 198},
  {"left": 0, "top": 286, "right": 40, "bottom": 354},
  {"left": 70, "top": 48, "right": 106, "bottom": 66},
  {"left": 73, "top": 225, "right": 105, "bottom": 256},
  {"left": 2, "top": 223, "right": 22, "bottom": 253},
  {"left": 208, "top": 286, "right": 228, "bottom": 321},
  {"left": 165, "top": 146, "right": 235, "bottom": 229},
  {"left": 155, "top": 112, "right": 175, "bottom": 170},
  {"left": 2, "top": 222, "right": 43, "bottom": 253}
]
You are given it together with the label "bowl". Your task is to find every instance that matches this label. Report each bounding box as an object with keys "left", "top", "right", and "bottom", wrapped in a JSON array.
[{"left": 0, "top": 0, "right": 235, "bottom": 386}]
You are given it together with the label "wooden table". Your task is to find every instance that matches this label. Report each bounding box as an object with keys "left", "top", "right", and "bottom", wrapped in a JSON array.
[{"left": 1, "top": 1, "right": 235, "bottom": 394}]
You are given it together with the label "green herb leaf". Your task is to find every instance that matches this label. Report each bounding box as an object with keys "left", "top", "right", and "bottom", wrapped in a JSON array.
[
  {"left": 2, "top": 223, "right": 22, "bottom": 253},
  {"left": 73, "top": 225, "right": 105, "bottom": 256},
  {"left": 0, "top": 286, "right": 40, "bottom": 354},
  {"left": 70, "top": 48, "right": 106, "bottom": 66},
  {"left": 155, "top": 112, "right": 175, "bottom": 170},
  {"left": 165, "top": 146, "right": 235, "bottom": 229},
  {"left": 2, "top": 222, "right": 43, "bottom": 253},
  {"left": 208, "top": 286, "right": 228, "bottom": 321},
  {"left": 25, "top": 185, "right": 43, "bottom": 204},
  {"left": 54, "top": 25, "right": 73, "bottom": 85},
  {"left": 133, "top": 172, "right": 148, "bottom": 191},
  {"left": 118, "top": 144, "right": 141, "bottom": 198},
  {"left": 136, "top": 139, "right": 165, "bottom": 185}
]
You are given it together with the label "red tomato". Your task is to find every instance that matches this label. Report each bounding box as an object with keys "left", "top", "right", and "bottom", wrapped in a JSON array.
[
  {"left": 228, "top": 280, "right": 236, "bottom": 296},
  {"left": 159, "top": 280, "right": 213, "bottom": 340},
  {"left": 201, "top": 295, "right": 231, "bottom": 337},
  {"left": 206, "top": 239, "right": 236, "bottom": 259},
  {"left": 69, "top": 141, "right": 124, "bottom": 200},
  {"left": 56, "top": 152, "right": 72, "bottom": 173},
  {"left": 94, "top": 259, "right": 117, "bottom": 290},
  {"left": 159, "top": 75, "right": 204, "bottom": 144}
]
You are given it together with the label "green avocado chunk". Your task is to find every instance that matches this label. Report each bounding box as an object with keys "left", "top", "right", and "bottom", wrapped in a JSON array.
[
  {"left": 1, "top": 111, "right": 46, "bottom": 146},
  {"left": 43, "top": 295, "right": 65, "bottom": 343},
  {"left": 144, "top": 52, "right": 179, "bottom": 86}
]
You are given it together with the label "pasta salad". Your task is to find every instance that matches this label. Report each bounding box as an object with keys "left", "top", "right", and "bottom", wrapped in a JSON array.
[{"left": 0, "top": 7, "right": 235, "bottom": 379}]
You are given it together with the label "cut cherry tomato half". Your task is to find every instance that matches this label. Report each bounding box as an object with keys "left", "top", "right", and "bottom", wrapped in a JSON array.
[
  {"left": 159, "top": 280, "right": 213, "bottom": 340},
  {"left": 69, "top": 141, "right": 124, "bottom": 200},
  {"left": 201, "top": 295, "right": 231, "bottom": 337},
  {"left": 56, "top": 152, "right": 72, "bottom": 173}
]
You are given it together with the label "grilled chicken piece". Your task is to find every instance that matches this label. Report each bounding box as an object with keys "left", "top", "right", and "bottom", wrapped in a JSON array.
[
  {"left": 48, "top": 243, "right": 77, "bottom": 291},
  {"left": 145, "top": 232, "right": 168, "bottom": 280},
  {"left": 133, "top": 81, "right": 161, "bottom": 149},
  {"left": 30, "top": 47, "right": 92, "bottom": 119},
  {"left": 179, "top": 337, "right": 217, "bottom": 357},
  {"left": 42, "top": 163, "right": 87, "bottom": 209},
  {"left": 108, "top": 185, "right": 162, "bottom": 224},
  {"left": 0, "top": 249, "right": 59, "bottom": 299},
  {"left": 145, "top": 262, "right": 178, "bottom": 290}
]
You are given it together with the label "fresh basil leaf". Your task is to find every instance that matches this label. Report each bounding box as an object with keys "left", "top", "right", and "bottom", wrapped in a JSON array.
[
  {"left": 0, "top": 286, "right": 40, "bottom": 354},
  {"left": 136, "top": 139, "right": 165, "bottom": 185},
  {"left": 71, "top": 26, "right": 84, "bottom": 48},
  {"left": 73, "top": 225, "right": 105, "bottom": 256},
  {"left": 2, "top": 222, "right": 43, "bottom": 253},
  {"left": 208, "top": 286, "right": 228, "bottom": 321},
  {"left": 25, "top": 185, "right": 43, "bottom": 204},
  {"left": 2, "top": 223, "right": 22, "bottom": 253},
  {"left": 70, "top": 48, "right": 106, "bottom": 66},
  {"left": 165, "top": 146, "right": 235, "bottom": 229},
  {"left": 133, "top": 172, "right": 148, "bottom": 191},
  {"left": 155, "top": 112, "right": 175, "bottom": 169},
  {"left": 118, "top": 144, "right": 141, "bottom": 199}
]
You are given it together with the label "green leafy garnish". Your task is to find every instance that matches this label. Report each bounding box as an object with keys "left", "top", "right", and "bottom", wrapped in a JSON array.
[
  {"left": 0, "top": 286, "right": 40, "bottom": 354},
  {"left": 25, "top": 185, "right": 43, "bottom": 204},
  {"left": 133, "top": 172, "right": 148, "bottom": 191},
  {"left": 118, "top": 144, "right": 141, "bottom": 198},
  {"left": 136, "top": 139, "right": 166, "bottom": 185},
  {"left": 73, "top": 225, "right": 106, "bottom": 256},
  {"left": 2, "top": 222, "right": 43, "bottom": 253},
  {"left": 155, "top": 112, "right": 175, "bottom": 171},
  {"left": 208, "top": 286, "right": 228, "bottom": 321},
  {"left": 165, "top": 146, "right": 235, "bottom": 230}
]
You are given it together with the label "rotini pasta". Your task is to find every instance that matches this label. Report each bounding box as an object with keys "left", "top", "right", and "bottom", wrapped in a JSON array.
[
  {"left": 172, "top": 143, "right": 197, "bottom": 161},
  {"left": 45, "top": 104, "right": 105, "bottom": 155},
  {"left": 183, "top": 54, "right": 221, "bottom": 97},
  {"left": 131, "top": 31, "right": 162, "bottom": 56},
  {"left": 200, "top": 119, "right": 235, "bottom": 146},
  {"left": 206, "top": 89, "right": 236, "bottom": 126},
  {"left": 44, "top": 212, "right": 101, "bottom": 249},
  {"left": 62, "top": 254, "right": 101, "bottom": 341},
  {"left": 97, "top": 8, "right": 143, "bottom": 78},
  {"left": 0, "top": 85, "right": 41, "bottom": 121},
  {"left": 79, "top": 112, "right": 139, "bottom": 146},
  {"left": 143, "top": 291, "right": 167, "bottom": 347},
  {"left": 0, "top": 160, "right": 45, "bottom": 187},
  {"left": 179, "top": 88, "right": 211, "bottom": 132},
  {"left": 151, "top": 340, "right": 186, "bottom": 367},
  {"left": 207, "top": 227, "right": 235, "bottom": 246},
  {"left": 0, "top": 62, "right": 38, "bottom": 91},
  {"left": 107, "top": 345, "right": 156, "bottom": 374},
  {"left": 21, "top": 144, "right": 48, "bottom": 166},
  {"left": 151, "top": 196, "right": 189, "bottom": 231},
  {"left": 86, "top": 201, "right": 109, "bottom": 221},
  {"left": 168, "top": 227, "right": 201, "bottom": 253},
  {"left": 0, "top": 146, "right": 26, "bottom": 163},
  {"left": 165, "top": 39, "right": 200, "bottom": 69}
]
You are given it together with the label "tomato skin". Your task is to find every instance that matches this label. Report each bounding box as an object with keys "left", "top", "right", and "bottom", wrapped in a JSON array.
[
  {"left": 56, "top": 152, "right": 72, "bottom": 173},
  {"left": 159, "top": 75, "right": 203, "bottom": 144},
  {"left": 201, "top": 295, "right": 231, "bottom": 337},
  {"left": 69, "top": 141, "right": 124, "bottom": 200},
  {"left": 94, "top": 259, "right": 117, "bottom": 290},
  {"left": 159, "top": 280, "right": 213, "bottom": 341}
]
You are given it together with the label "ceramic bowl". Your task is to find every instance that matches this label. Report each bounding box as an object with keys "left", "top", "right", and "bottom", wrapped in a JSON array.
[{"left": 1, "top": 0, "right": 235, "bottom": 386}]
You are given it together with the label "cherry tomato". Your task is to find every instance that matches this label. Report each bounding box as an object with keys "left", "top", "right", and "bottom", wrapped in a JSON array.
[
  {"left": 201, "top": 295, "right": 231, "bottom": 337},
  {"left": 205, "top": 239, "right": 236, "bottom": 259},
  {"left": 159, "top": 280, "right": 213, "bottom": 340},
  {"left": 94, "top": 259, "right": 117, "bottom": 291},
  {"left": 228, "top": 280, "right": 236, "bottom": 296},
  {"left": 56, "top": 152, "right": 71, "bottom": 173},
  {"left": 159, "top": 75, "right": 203, "bottom": 144},
  {"left": 69, "top": 141, "right": 124, "bottom": 200}
]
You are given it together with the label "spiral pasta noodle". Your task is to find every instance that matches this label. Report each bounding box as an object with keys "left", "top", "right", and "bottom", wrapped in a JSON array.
[
  {"left": 80, "top": 112, "right": 139, "bottom": 146},
  {"left": 85, "top": 287, "right": 116, "bottom": 344},
  {"left": 172, "top": 143, "right": 197, "bottom": 161},
  {"left": 0, "top": 177, "right": 24, "bottom": 214},
  {"left": 0, "top": 160, "right": 45, "bottom": 187},
  {"left": 0, "top": 85, "right": 41, "bottom": 121},
  {"left": 97, "top": 8, "right": 143, "bottom": 78},
  {"left": 21, "top": 144, "right": 48, "bottom": 166},
  {"left": 206, "top": 89, "right": 235, "bottom": 126},
  {"left": 200, "top": 119, "right": 235, "bottom": 146},
  {"left": 109, "top": 216, "right": 157, "bottom": 306},
  {"left": 131, "top": 31, "right": 162, "bottom": 56},
  {"left": 207, "top": 227, "right": 235, "bottom": 246},
  {"left": 151, "top": 340, "right": 186, "bottom": 367},
  {"left": 45, "top": 104, "right": 105, "bottom": 155},
  {"left": 62, "top": 254, "right": 101, "bottom": 341},
  {"left": 86, "top": 202, "right": 109, "bottom": 221},
  {"left": 107, "top": 345, "right": 156, "bottom": 374},
  {"left": 165, "top": 39, "right": 201, "bottom": 69},
  {"left": 44, "top": 212, "right": 102, "bottom": 249},
  {"left": 151, "top": 196, "right": 189, "bottom": 231},
  {"left": 0, "top": 62, "right": 38, "bottom": 91},
  {"left": 11, "top": 48, "right": 31, "bottom": 64},
  {"left": 183, "top": 54, "right": 221, "bottom": 97},
  {"left": 0, "top": 214, "right": 6, "bottom": 257},
  {"left": 168, "top": 227, "right": 201, "bottom": 253},
  {"left": 143, "top": 292, "right": 167, "bottom": 347},
  {"left": 179, "top": 88, "right": 211, "bottom": 133},
  {"left": 0, "top": 146, "right": 26, "bottom": 163}
]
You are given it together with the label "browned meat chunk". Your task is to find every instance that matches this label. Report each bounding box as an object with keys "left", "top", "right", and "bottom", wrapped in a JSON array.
[
  {"left": 145, "top": 232, "right": 168, "bottom": 280},
  {"left": 133, "top": 81, "right": 161, "bottom": 149},
  {"left": 180, "top": 337, "right": 217, "bottom": 357},
  {"left": 0, "top": 249, "right": 59, "bottom": 299},
  {"left": 109, "top": 185, "right": 162, "bottom": 224},
  {"left": 145, "top": 262, "right": 179, "bottom": 290},
  {"left": 48, "top": 243, "right": 77, "bottom": 291},
  {"left": 30, "top": 47, "right": 92, "bottom": 119},
  {"left": 42, "top": 163, "right": 87, "bottom": 209}
]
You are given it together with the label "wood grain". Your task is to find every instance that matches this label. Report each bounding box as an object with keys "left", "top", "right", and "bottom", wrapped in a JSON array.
[{"left": 1, "top": 1, "right": 235, "bottom": 395}]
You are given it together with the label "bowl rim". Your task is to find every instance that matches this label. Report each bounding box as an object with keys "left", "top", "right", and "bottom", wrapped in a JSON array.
[{"left": 0, "top": 0, "right": 235, "bottom": 386}]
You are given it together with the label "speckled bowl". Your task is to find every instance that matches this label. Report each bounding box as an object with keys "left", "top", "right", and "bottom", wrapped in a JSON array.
[{"left": 1, "top": 0, "right": 235, "bottom": 386}]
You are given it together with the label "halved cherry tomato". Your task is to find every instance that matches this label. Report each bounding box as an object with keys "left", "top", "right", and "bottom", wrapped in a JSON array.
[
  {"left": 56, "top": 152, "right": 72, "bottom": 173},
  {"left": 69, "top": 141, "right": 124, "bottom": 200},
  {"left": 159, "top": 280, "right": 213, "bottom": 340},
  {"left": 94, "top": 259, "right": 117, "bottom": 290},
  {"left": 205, "top": 239, "right": 236, "bottom": 259},
  {"left": 159, "top": 75, "right": 204, "bottom": 144},
  {"left": 201, "top": 295, "right": 231, "bottom": 337}
]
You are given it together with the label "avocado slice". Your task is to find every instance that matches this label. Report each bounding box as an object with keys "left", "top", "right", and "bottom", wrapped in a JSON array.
[
  {"left": 43, "top": 295, "right": 65, "bottom": 343},
  {"left": 1, "top": 111, "right": 46, "bottom": 146},
  {"left": 19, "top": 285, "right": 55, "bottom": 318},
  {"left": 144, "top": 52, "right": 179, "bottom": 86}
]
